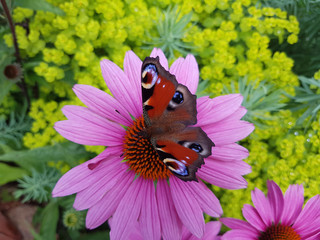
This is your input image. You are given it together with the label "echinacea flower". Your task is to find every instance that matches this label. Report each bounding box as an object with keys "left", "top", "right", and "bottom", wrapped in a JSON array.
[
  {"left": 221, "top": 180, "right": 320, "bottom": 240},
  {"left": 52, "top": 48, "right": 254, "bottom": 239}
]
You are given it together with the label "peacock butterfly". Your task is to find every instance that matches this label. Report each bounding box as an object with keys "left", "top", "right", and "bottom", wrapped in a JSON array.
[{"left": 140, "top": 56, "right": 214, "bottom": 182}]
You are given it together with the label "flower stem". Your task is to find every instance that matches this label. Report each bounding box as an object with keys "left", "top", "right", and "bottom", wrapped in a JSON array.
[{"left": 1, "top": 0, "right": 31, "bottom": 110}]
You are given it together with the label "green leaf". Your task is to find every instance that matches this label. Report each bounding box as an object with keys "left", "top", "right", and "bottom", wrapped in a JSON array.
[
  {"left": 287, "top": 75, "right": 320, "bottom": 129},
  {"left": 292, "top": 94, "right": 320, "bottom": 102},
  {"left": 0, "top": 108, "right": 31, "bottom": 149},
  {"left": 0, "top": 144, "right": 13, "bottom": 154},
  {"left": 14, "top": 167, "right": 60, "bottom": 203},
  {"left": 0, "top": 79, "right": 15, "bottom": 104},
  {"left": 0, "top": 162, "right": 27, "bottom": 185},
  {"left": 68, "top": 229, "right": 81, "bottom": 240},
  {"left": 39, "top": 200, "right": 59, "bottom": 240},
  {"left": 14, "top": 0, "right": 64, "bottom": 15},
  {"left": 143, "top": 5, "right": 194, "bottom": 59},
  {"left": 196, "top": 80, "right": 210, "bottom": 97},
  {"left": 223, "top": 77, "right": 286, "bottom": 128},
  {"left": 0, "top": 47, "right": 15, "bottom": 104},
  {"left": 76, "top": 232, "right": 109, "bottom": 240},
  {"left": 0, "top": 141, "right": 90, "bottom": 171},
  {"left": 153, "top": 179, "right": 157, "bottom": 190}
]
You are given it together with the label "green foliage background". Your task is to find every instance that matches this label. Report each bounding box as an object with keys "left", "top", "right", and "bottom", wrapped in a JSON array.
[{"left": 0, "top": 0, "right": 319, "bottom": 238}]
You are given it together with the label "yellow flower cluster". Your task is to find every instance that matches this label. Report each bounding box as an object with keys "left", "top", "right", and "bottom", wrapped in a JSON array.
[
  {"left": 48, "top": 161, "right": 71, "bottom": 175},
  {"left": 4, "top": 0, "right": 158, "bottom": 153},
  {"left": 42, "top": 48, "right": 70, "bottom": 66},
  {"left": 5, "top": 0, "right": 157, "bottom": 94},
  {"left": 314, "top": 69, "right": 320, "bottom": 80},
  {"left": 34, "top": 62, "right": 65, "bottom": 83},
  {"left": 181, "top": 0, "right": 299, "bottom": 96},
  {"left": 4, "top": 25, "right": 46, "bottom": 57},
  {"left": 12, "top": 7, "right": 34, "bottom": 23},
  {"left": 23, "top": 99, "right": 67, "bottom": 149}
]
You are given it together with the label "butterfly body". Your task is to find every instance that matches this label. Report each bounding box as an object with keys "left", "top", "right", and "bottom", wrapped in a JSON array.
[{"left": 140, "top": 57, "right": 214, "bottom": 181}]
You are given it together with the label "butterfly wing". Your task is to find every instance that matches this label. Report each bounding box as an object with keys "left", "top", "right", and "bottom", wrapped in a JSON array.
[
  {"left": 155, "top": 127, "right": 214, "bottom": 181},
  {"left": 141, "top": 57, "right": 214, "bottom": 181},
  {"left": 141, "top": 57, "right": 196, "bottom": 128}
]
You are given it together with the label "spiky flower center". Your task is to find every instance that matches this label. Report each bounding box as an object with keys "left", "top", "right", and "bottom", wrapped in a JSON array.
[
  {"left": 4, "top": 63, "right": 22, "bottom": 80},
  {"left": 63, "top": 209, "right": 84, "bottom": 230},
  {"left": 123, "top": 117, "right": 171, "bottom": 180},
  {"left": 259, "top": 224, "right": 301, "bottom": 240}
]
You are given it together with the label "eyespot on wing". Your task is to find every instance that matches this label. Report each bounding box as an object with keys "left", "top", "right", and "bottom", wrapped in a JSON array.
[{"left": 156, "top": 140, "right": 203, "bottom": 181}]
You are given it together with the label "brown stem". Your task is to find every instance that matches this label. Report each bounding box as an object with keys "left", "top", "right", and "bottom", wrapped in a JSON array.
[{"left": 1, "top": 0, "right": 31, "bottom": 110}]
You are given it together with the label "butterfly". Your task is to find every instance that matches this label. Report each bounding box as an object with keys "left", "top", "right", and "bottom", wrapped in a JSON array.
[{"left": 140, "top": 56, "right": 214, "bottom": 182}]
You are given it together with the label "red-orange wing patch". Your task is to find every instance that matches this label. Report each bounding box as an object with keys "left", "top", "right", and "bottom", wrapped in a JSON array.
[
  {"left": 155, "top": 140, "right": 203, "bottom": 181},
  {"left": 141, "top": 57, "right": 178, "bottom": 125}
]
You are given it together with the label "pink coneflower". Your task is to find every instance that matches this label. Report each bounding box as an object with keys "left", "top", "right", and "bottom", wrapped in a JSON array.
[
  {"left": 221, "top": 180, "right": 320, "bottom": 240},
  {"left": 52, "top": 48, "right": 254, "bottom": 239}
]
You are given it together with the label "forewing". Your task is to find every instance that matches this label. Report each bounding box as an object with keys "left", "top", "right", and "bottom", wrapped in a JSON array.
[{"left": 141, "top": 57, "right": 197, "bottom": 127}]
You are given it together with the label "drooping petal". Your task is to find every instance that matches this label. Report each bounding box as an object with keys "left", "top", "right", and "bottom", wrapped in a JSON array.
[
  {"left": 251, "top": 188, "right": 273, "bottom": 227},
  {"left": 224, "top": 107, "right": 247, "bottom": 121},
  {"left": 182, "top": 221, "right": 221, "bottom": 240},
  {"left": 128, "top": 222, "right": 144, "bottom": 240},
  {"left": 140, "top": 180, "right": 161, "bottom": 240},
  {"left": 123, "top": 51, "right": 143, "bottom": 115},
  {"left": 86, "top": 172, "right": 135, "bottom": 229},
  {"left": 203, "top": 221, "right": 221, "bottom": 240},
  {"left": 298, "top": 217, "right": 320, "bottom": 239},
  {"left": 52, "top": 146, "right": 122, "bottom": 197},
  {"left": 197, "top": 163, "right": 248, "bottom": 189},
  {"left": 150, "top": 48, "right": 168, "bottom": 70},
  {"left": 54, "top": 120, "right": 124, "bottom": 146},
  {"left": 61, "top": 105, "right": 126, "bottom": 137},
  {"left": 170, "top": 177, "right": 205, "bottom": 238},
  {"left": 203, "top": 120, "right": 254, "bottom": 146},
  {"left": 281, "top": 184, "right": 304, "bottom": 226},
  {"left": 222, "top": 230, "right": 257, "bottom": 240},
  {"left": 196, "top": 94, "right": 244, "bottom": 126},
  {"left": 169, "top": 54, "right": 199, "bottom": 94},
  {"left": 156, "top": 179, "right": 182, "bottom": 240},
  {"left": 293, "top": 195, "right": 320, "bottom": 236},
  {"left": 86, "top": 145, "right": 123, "bottom": 168},
  {"left": 73, "top": 84, "right": 132, "bottom": 126},
  {"left": 203, "top": 159, "right": 251, "bottom": 176},
  {"left": 73, "top": 160, "right": 128, "bottom": 210},
  {"left": 267, "top": 180, "right": 284, "bottom": 225},
  {"left": 242, "top": 204, "right": 267, "bottom": 232},
  {"left": 181, "top": 227, "right": 193, "bottom": 240},
  {"left": 110, "top": 177, "right": 145, "bottom": 240},
  {"left": 220, "top": 218, "right": 259, "bottom": 235},
  {"left": 210, "top": 143, "right": 249, "bottom": 161},
  {"left": 305, "top": 232, "right": 320, "bottom": 240},
  {"left": 184, "top": 180, "right": 222, "bottom": 217},
  {"left": 100, "top": 59, "right": 142, "bottom": 118}
]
